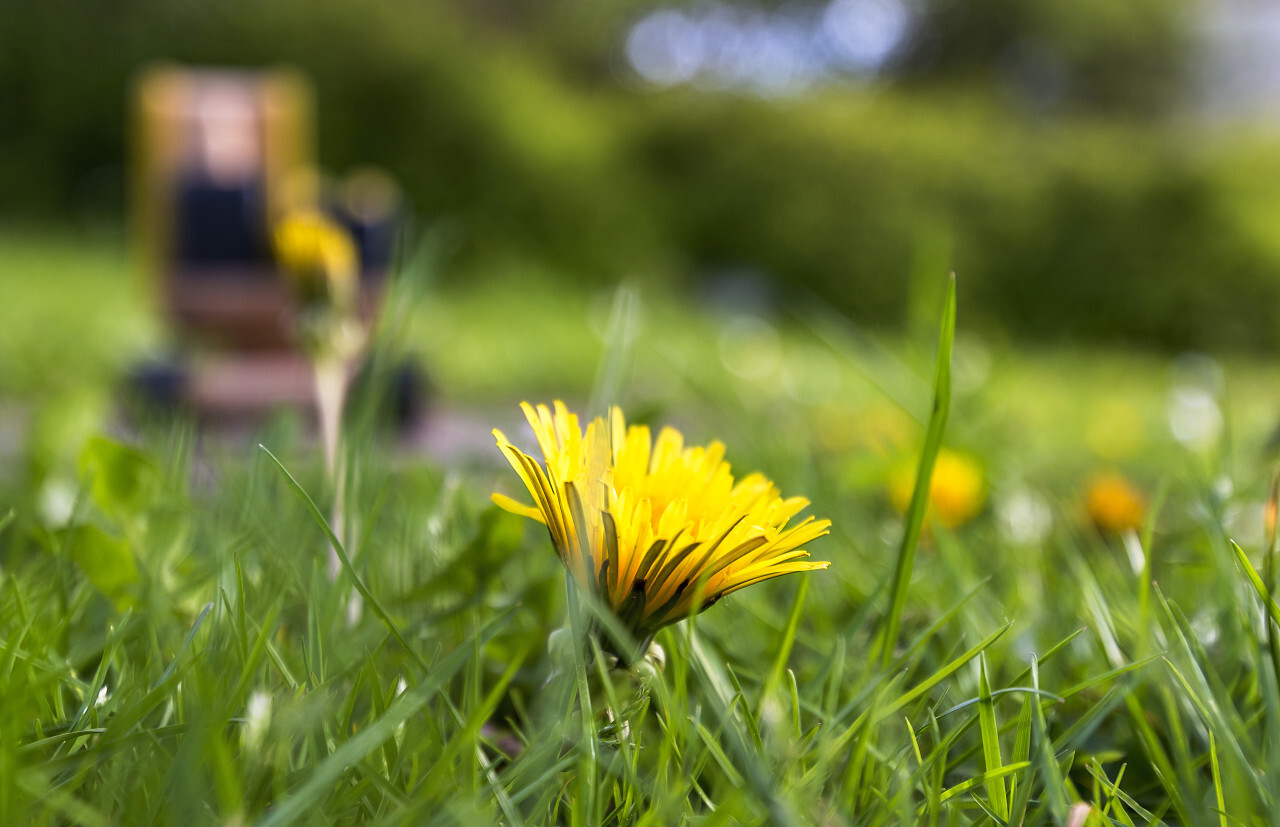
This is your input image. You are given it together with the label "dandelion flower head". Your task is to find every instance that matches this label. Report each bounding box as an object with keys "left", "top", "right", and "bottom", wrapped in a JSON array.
[
  {"left": 493, "top": 402, "right": 831, "bottom": 639},
  {"left": 273, "top": 210, "right": 357, "bottom": 311}
]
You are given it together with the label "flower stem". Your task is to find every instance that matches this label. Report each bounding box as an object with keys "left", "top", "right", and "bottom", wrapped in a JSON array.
[{"left": 314, "top": 355, "right": 348, "bottom": 582}]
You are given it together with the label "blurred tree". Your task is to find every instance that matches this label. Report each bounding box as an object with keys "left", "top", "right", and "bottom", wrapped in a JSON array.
[
  {"left": 443, "top": 0, "right": 1197, "bottom": 115},
  {"left": 898, "top": 0, "right": 1195, "bottom": 114},
  {"left": 0, "top": 0, "right": 663, "bottom": 278},
  {"left": 6, "top": 0, "right": 1280, "bottom": 353}
]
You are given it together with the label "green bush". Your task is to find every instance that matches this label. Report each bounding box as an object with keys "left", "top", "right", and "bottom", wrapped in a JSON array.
[
  {"left": 0, "top": 0, "right": 661, "bottom": 279},
  {"left": 4, "top": 0, "right": 1280, "bottom": 350},
  {"left": 634, "top": 91, "right": 1280, "bottom": 350}
]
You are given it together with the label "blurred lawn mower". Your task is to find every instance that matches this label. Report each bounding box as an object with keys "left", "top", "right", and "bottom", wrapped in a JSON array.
[{"left": 129, "top": 65, "right": 423, "bottom": 427}]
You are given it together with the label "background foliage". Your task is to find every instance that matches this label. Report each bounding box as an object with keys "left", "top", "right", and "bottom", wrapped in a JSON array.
[{"left": 5, "top": 0, "right": 1280, "bottom": 350}]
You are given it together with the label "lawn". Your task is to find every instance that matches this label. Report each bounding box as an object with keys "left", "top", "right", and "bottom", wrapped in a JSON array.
[{"left": 4, "top": 230, "right": 1280, "bottom": 823}]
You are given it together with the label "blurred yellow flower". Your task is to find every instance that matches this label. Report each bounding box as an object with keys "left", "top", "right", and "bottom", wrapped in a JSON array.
[
  {"left": 493, "top": 401, "right": 831, "bottom": 640},
  {"left": 1265, "top": 480, "right": 1278, "bottom": 543},
  {"left": 1085, "top": 472, "right": 1145, "bottom": 534},
  {"left": 273, "top": 210, "right": 357, "bottom": 311},
  {"left": 889, "top": 448, "right": 986, "bottom": 529}
]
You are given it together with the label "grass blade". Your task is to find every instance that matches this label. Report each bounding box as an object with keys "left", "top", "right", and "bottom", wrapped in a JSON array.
[
  {"left": 879, "top": 274, "right": 955, "bottom": 668},
  {"left": 938, "top": 762, "right": 1030, "bottom": 804},
  {"left": 259, "top": 444, "right": 429, "bottom": 674},
  {"left": 976, "top": 655, "right": 1009, "bottom": 822},
  {"left": 878, "top": 619, "right": 1011, "bottom": 721},
  {"left": 257, "top": 608, "right": 513, "bottom": 827},
  {"left": 1210, "top": 731, "right": 1227, "bottom": 827},
  {"left": 758, "top": 577, "right": 807, "bottom": 723}
]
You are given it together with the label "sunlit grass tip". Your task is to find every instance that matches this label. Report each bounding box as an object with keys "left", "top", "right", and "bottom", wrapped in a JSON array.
[{"left": 493, "top": 401, "right": 831, "bottom": 640}]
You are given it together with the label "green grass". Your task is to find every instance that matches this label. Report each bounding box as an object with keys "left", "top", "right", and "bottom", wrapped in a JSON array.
[{"left": 6, "top": 231, "right": 1280, "bottom": 822}]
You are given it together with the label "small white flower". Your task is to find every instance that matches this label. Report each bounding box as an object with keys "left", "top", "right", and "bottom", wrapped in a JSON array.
[{"left": 245, "top": 690, "right": 272, "bottom": 750}]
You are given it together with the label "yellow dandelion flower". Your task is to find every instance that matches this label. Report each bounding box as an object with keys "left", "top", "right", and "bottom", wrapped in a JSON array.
[
  {"left": 888, "top": 448, "right": 986, "bottom": 529},
  {"left": 273, "top": 210, "right": 358, "bottom": 311},
  {"left": 493, "top": 401, "right": 831, "bottom": 640},
  {"left": 1085, "top": 472, "right": 1145, "bottom": 535}
]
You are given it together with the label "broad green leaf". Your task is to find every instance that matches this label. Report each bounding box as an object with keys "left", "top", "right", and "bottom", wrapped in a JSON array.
[
  {"left": 59, "top": 524, "right": 139, "bottom": 608},
  {"left": 78, "top": 435, "right": 156, "bottom": 523}
]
